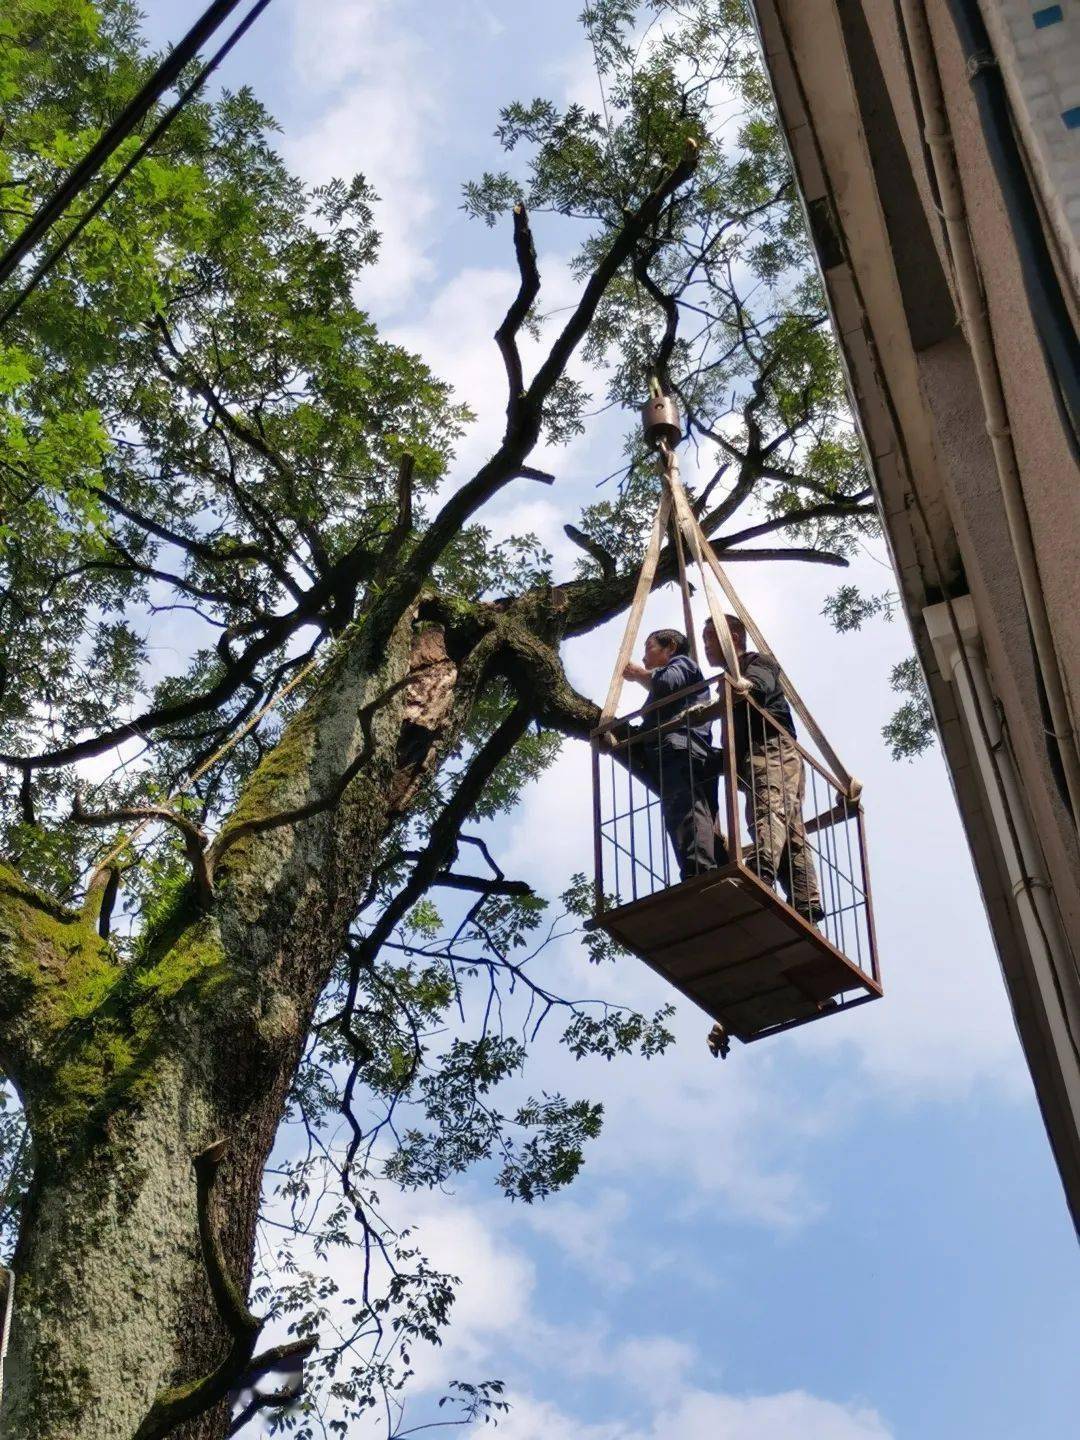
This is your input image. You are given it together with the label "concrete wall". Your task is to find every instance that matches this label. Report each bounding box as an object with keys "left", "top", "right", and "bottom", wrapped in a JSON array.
[
  {"left": 748, "top": 0, "right": 1080, "bottom": 1228},
  {"left": 980, "top": 0, "right": 1080, "bottom": 293}
]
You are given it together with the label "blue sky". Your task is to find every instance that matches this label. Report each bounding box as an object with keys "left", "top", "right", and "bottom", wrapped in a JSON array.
[{"left": 137, "top": 3, "right": 1080, "bottom": 1436}]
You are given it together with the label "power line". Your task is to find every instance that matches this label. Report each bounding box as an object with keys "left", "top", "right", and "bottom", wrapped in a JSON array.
[
  {"left": 0, "top": 0, "right": 275, "bottom": 330},
  {"left": 0, "top": 0, "right": 267, "bottom": 294}
]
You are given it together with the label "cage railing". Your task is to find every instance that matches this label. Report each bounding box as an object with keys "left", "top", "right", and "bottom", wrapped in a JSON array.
[{"left": 591, "top": 670, "right": 880, "bottom": 993}]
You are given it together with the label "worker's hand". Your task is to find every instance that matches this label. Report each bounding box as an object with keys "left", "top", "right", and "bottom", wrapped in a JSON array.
[{"left": 622, "top": 661, "right": 651, "bottom": 685}]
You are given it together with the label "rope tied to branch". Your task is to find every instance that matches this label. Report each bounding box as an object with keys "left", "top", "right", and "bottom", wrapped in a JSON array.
[{"left": 600, "top": 391, "right": 860, "bottom": 801}]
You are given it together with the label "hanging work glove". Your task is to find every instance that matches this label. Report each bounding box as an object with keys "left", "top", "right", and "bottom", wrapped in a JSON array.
[{"left": 706, "top": 1021, "right": 730, "bottom": 1060}]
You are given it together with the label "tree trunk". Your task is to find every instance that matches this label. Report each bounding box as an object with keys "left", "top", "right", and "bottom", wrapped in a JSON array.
[
  {"left": 5, "top": 1048, "right": 214, "bottom": 1439},
  {"left": 1, "top": 613, "right": 481, "bottom": 1440}
]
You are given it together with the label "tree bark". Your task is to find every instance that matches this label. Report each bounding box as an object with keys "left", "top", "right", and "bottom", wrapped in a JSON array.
[{"left": 0, "top": 611, "right": 486, "bottom": 1440}]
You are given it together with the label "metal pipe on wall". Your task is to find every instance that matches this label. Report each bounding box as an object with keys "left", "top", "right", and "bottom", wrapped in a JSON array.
[
  {"left": 897, "top": 0, "right": 1080, "bottom": 834},
  {"left": 925, "top": 599, "right": 1080, "bottom": 1067}
]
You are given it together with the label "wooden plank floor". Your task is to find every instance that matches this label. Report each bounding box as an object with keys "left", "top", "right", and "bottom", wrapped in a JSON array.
[{"left": 596, "top": 864, "right": 881, "bottom": 1043}]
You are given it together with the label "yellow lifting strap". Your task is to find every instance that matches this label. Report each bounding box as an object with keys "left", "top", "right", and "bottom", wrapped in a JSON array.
[{"left": 599, "top": 429, "right": 861, "bottom": 802}]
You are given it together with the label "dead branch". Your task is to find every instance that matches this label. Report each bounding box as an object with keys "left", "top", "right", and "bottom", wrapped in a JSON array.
[
  {"left": 72, "top": 794, "right": 213, "bottom": 904},
  {"left": 495, "top": 204, "right": 541, "bottom": 427},
  {"left": 396, "top": 853, "right": 533, "bottom": 898},
  {"left": 564, "top": 523, "right": 617, "bottom": 579}
]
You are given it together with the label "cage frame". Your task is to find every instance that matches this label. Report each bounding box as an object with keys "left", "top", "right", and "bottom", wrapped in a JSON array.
[{"left": 590, "top": 670, "right": 882, "bottom": 1044}]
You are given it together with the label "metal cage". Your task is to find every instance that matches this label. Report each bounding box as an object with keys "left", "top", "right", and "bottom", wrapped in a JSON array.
[{"left": 591, "top": 671, "right": 882, "bottom": 1045}]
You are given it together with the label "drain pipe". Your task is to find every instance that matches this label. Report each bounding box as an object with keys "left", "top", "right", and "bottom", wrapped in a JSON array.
[
  {"left": 925, "top": 598, "right": 1080, "bottom": 1063},
  {"left": 0, "top": 1265, "right": 13, "bottom": 1407},
  {"left": 897, "top": 0, "right": 1080, "bottom": 833}
]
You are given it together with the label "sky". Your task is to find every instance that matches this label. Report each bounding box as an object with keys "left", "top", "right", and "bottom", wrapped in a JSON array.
[{"left": 136, "top": 3, "right": 1080, "bottom": 1437}]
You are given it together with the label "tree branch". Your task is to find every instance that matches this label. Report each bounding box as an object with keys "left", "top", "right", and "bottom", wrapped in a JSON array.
[
  {"left": 711, "top": 494, "right": 874, "bottom": 550},
  {"left": 71, "top": 795, "right": 213, "bottom": 905},
  {"left": 495, "top": 204, "right": 541, "bottom": 428},
  {"left": 714, "top": 545, "right": 849, "bottom": 566},
  {"left": 0, "top": 529, "right": 376, "bottom": 771},
  {"left": 563, "top": 524, "right": 616, "bottom": 579},
  {"left": 396, "top": 855, "right": 533, "bottom": 898},
  {"left": 366, "top": 144, "right": 701, "bottom": 649},
  {"left": 352, "top": 703, "right": 533, "bottom": 969}
]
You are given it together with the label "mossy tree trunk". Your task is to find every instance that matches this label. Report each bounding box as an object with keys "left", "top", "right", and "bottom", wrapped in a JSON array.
[{"left": 0, "top": 603, "right": 590, "bottom": 1440}]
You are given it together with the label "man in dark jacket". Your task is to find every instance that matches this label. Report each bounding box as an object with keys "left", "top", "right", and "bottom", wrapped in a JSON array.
[
  {"left": 702, "top": 615, "right": 823, "bottom": 921},
  {"left": 622, "top": 628, "right": 722, "bottom": 880}
]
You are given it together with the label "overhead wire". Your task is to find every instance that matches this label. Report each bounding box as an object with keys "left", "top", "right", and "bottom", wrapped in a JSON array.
[
  {"left": 0, "top": 0, "right": 274, "bottom": 314},
  {"left": 0, "top": 0, "right": 306, "bottom": 872},
  {"left": 0, "top": 0, "right": 275, "bottom": 330}
]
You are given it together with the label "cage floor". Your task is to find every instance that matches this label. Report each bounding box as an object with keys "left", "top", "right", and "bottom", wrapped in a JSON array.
[{"left": 595, "top": 864, "right": 882, "bottom": 1043}]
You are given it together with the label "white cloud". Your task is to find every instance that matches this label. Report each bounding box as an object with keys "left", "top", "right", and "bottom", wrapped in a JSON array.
[
  {"left": 388, "top": 264, "right": 519, "bottom": 466},
  {"left": 389, "top": 1196, "right": 537, "bottom": 1394},
  {"left": 466, "top": 1387, "right": 892, "bottom": 1440},
  {"left": 658, "top": 1388, "right": 892, "bottom": 1440},
  {"left": 386, "top": 251, "right": 597, "bottom": 473},
  {"left": 282, "top": 0, "right": 443, "bottom": 314},
  {"left": 522, "top": 1187, "right": 634, "bottom": 1288}
]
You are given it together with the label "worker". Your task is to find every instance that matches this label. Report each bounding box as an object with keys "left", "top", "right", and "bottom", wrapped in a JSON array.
[
  {"left": 622, "top": 628, "right": 724, "bottom": 880},
  {"left": 702, "top": 615, "right": 824, "bottom": 923}
]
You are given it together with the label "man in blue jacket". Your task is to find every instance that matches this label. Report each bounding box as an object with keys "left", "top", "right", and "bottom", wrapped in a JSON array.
[{"left": 622, "top": 628, "right": 723, "bottom": 880}]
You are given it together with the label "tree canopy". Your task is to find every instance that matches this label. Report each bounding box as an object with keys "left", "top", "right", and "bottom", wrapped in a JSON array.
[{"left": 0, "top": 3, "right": 927, "bottom": 1437}]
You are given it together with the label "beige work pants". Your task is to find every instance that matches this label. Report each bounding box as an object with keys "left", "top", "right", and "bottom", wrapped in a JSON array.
[{"left": 743, "top": 737, "right": 822, "bottom": 914}]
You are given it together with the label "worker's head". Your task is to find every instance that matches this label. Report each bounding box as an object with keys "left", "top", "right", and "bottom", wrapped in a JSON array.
[
  {"left": 702, "top": 614, "right": 746, "bottom": 667},
  {"left": 643, "top": 628, "right": 688, "bottom": 671}
]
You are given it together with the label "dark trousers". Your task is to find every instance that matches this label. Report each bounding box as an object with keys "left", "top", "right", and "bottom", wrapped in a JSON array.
[{"left": 631, "top": 737, "right": 721, "bottom": 880}]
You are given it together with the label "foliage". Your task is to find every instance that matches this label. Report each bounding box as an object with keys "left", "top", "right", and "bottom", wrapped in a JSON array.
[
  {"left": 821, "top": 583, "right": 898, "bottom": 634},
  {"left": 0, "top": 2, "right": 919, "bottom": 1435},
  {"left": 465, "top": 0, "right": 879, "bottom": 582},
  {"left": 822, "top": 586, "right": 936, "bottom": 759},
  {"left": 882, "top": 655, "right": 936, "bottom": 761}
]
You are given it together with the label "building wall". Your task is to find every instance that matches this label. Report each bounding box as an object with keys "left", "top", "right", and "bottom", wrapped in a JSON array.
[
  {"left": 748, "top": 0, "right": 1080, "bottom": 1228},
  {"left": 980, "top": 0, "right": 1080, "bottom": 293},
  {"left": 919, "top": 0, "right": 1080, "bottom": 920}
]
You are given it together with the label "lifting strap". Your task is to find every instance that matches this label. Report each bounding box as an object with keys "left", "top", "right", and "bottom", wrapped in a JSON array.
[{"left": 599, "top": 439, "right": 861, "bottom": 801}]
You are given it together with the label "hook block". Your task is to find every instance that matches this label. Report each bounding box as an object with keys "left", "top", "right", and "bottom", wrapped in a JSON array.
[{"left": 641, "top": 393, "right": 681, "bottom": 450}]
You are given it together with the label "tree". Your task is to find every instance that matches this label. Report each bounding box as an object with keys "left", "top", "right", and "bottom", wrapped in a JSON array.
[{"left": 0, "top": 3, "right": 900, "bottom": 1437}]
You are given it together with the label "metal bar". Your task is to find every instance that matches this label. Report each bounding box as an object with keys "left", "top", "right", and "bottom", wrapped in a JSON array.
[
  {"left": 738, "top": 993, "right": 880, "bottom": 1044},
  {"left": 803, "top": 800, "right": 851, "bottom": 835},
  {"left": 841, "top": 797, "right": 864, "bottom": 972},
  {"left": 602, "top": 832, "right": 667, "bottom": 891},
  {"left": 856, "top": 805, "right": 881, "bottom": 988},
  {"left": 721, "top": 674, "right": 742, "bottom": 865},
  {"left": 645, "top": 764, "right": 657, "bottom": 896},
  {"left": 609, "top": 745, "right": 620, "bottom": 904},
  {"left": 783, "top": 740, "right": 796, "bottom": 912},
  {"left": 591, "top": 736, "right": 605, "bottom": 914},
  {"left": 823, "top": 798, "right": 845, "bottom": 956},
  {"left": 628, "top": 743, "right": 639, "bottom": 901}
]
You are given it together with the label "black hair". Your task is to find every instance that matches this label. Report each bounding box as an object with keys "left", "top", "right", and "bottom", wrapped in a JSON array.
[
  {"left": 648, "top": 628, "right": 689, "bottom": 656},
  {"left": 704, "top": 614, "right": 747, "bottom": 647}
]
